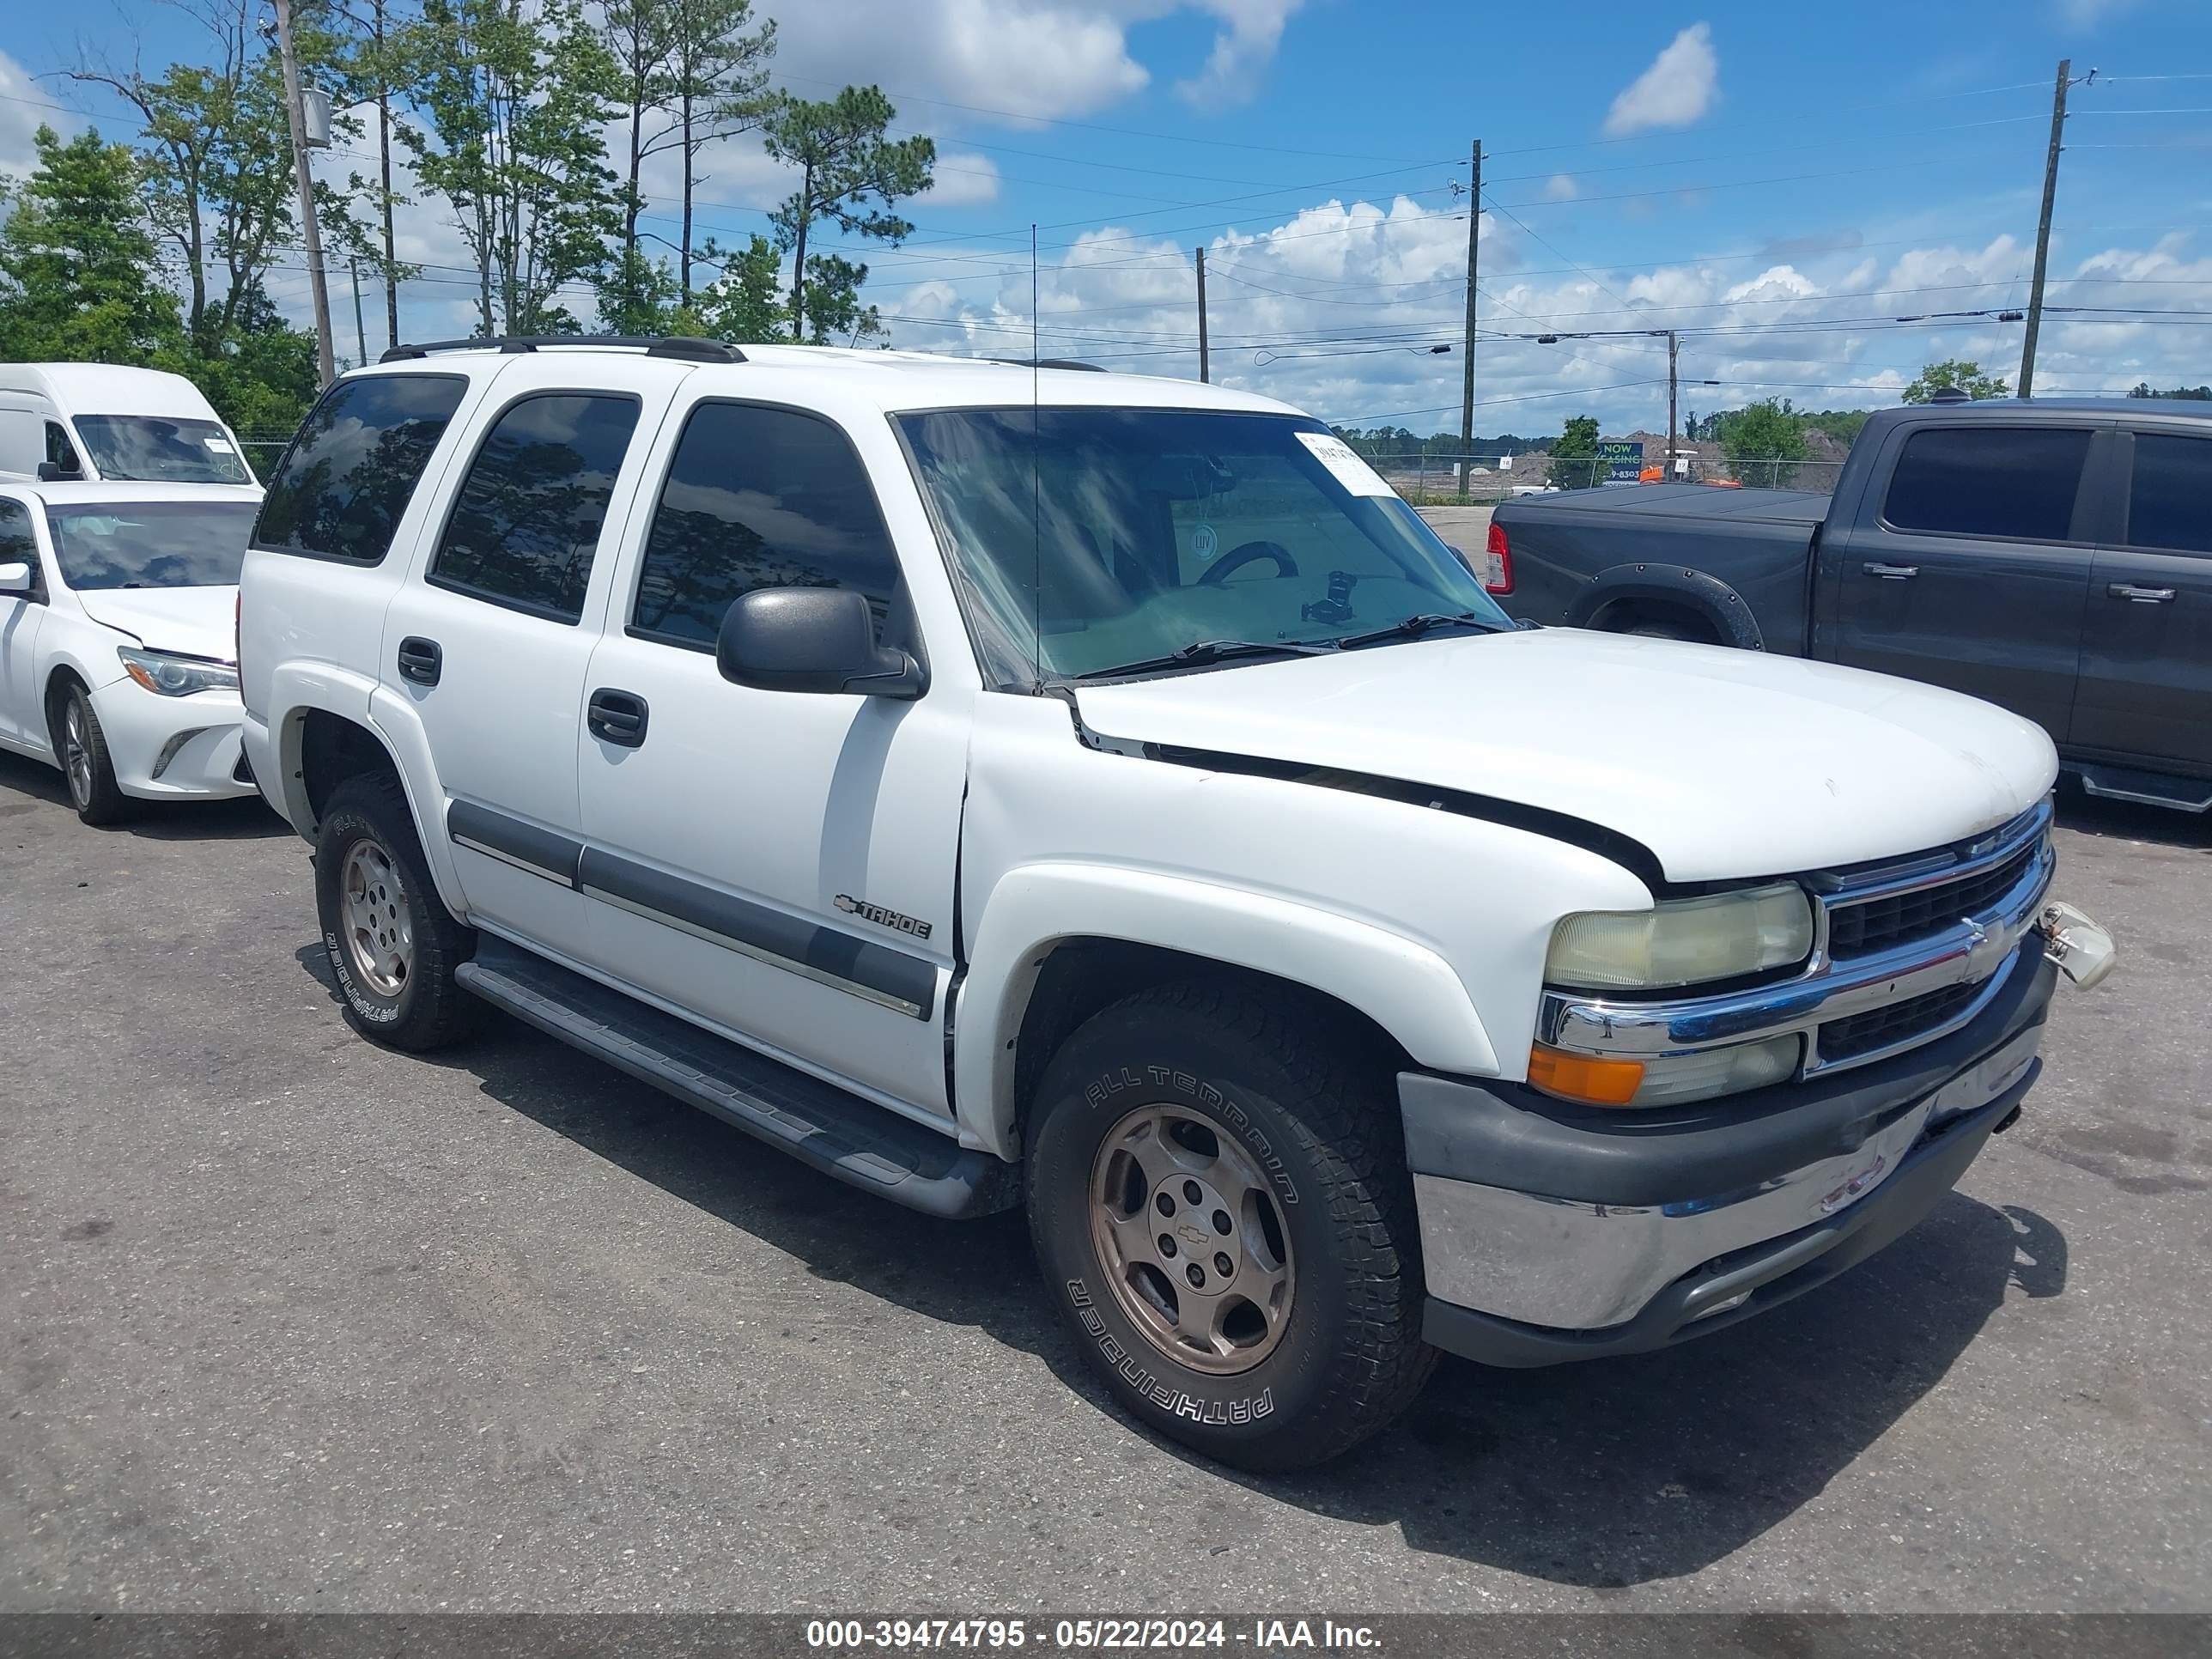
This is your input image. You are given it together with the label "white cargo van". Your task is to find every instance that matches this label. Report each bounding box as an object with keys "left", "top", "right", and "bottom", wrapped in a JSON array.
[{"left": 0, "top": 363, "right": 258, "bottom": 486}]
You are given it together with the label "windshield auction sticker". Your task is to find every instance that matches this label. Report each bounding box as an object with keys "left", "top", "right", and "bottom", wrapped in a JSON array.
[{"left": 1293, "top": 430, "right": 1396, "bottom": 497}]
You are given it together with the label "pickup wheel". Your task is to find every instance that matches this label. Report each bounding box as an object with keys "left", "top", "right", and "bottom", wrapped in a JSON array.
[
  {"left": 313, "top": 773, "right": 478, "bottom": 1052},
  {"left": 1026, "top": 981, "right": 1436, "bottom": 1471}
]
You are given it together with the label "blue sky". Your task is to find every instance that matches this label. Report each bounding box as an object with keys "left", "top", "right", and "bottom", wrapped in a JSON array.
[{"left": 5, "top": 0, "right": 2211, "bottom": 435}]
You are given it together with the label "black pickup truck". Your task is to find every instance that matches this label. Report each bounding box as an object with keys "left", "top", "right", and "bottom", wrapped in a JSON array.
[{"left": 1485, "top": 398, "right": 2212, "bottom": 812}]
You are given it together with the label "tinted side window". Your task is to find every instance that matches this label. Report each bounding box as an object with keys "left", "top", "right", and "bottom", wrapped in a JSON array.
[
  {"left": 1882, "top": 427, "right": 2093, "bottom": 542},
  {"left": 428, "top": 393, "right": 641, "bottom": 623},
  {"left": 44, "top": 422, "right": 81, "bottom": 474},
  {"left": 0, "top": 498, "right": 35, "bottom": 572},
  {"left": 254, "top": 374, "right": 466, "bottom": 563},
  {"left": 632, "top": 402, "right": 902, "bottom": 650},
  {"left": 2126, "top": 434, "right": 2212, "bottom": 555}
]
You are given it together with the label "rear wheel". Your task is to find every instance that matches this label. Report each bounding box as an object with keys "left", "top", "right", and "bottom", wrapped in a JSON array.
[
  {"left": 313, "top": 773, "right": 478, "bottom": 1052},
  {"left": 54, "top": 685, "right": 127, "bottom": 826},
  {"left": 1026, "top": 981, "right": 1436, "bottom": 1471}
]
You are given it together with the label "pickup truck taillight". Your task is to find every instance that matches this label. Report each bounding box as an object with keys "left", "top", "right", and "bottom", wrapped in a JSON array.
[{"left": 1481, "top": 522, "right": 1514, "bottom": 595}]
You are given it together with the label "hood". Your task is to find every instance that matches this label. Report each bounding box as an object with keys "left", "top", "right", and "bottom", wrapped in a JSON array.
[
  {"left": 1071, "top": 629, "right": 2058, "bottom": 884},
  {"left": 73, "top": 586, "right": 239, "bottom": 664}
]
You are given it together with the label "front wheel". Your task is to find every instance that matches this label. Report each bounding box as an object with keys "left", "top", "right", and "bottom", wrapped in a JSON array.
[
  {"left": 56, "top": 685, "right": 127, "bottom": 826},
  {"left": 1026, "top": 981, "right": 1437, "bottom": 1471}
]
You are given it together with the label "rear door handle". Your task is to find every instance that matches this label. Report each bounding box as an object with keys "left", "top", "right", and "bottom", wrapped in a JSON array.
[
  {"left": 1863, "top": 562, "right": 1919, "bottom": 580},
  {"left": 2108, "top": 582, "right": 2176, "bottom": 604},
  {"left": 587, "top": 688, "right": 649, "bottom": 748},
  {"left": 396, "top": 636, "right": 441, "bottom": 685}
]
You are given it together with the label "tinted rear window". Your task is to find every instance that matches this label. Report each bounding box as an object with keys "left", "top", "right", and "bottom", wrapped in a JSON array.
[
  {"left": 253, "top": 374, "right": 466, "bottom": 564},
  {"left": 1881, "top": 427, "right": 2092, "bottom": 542},
  {"left": 428, "top": 393, "right": 641, "bottom": 623},
  {"left": 2126, "top": 433, "right": 2212, "bottom": 555}
]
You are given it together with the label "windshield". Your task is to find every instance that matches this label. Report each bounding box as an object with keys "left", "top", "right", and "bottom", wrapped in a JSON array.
[
  {"left": 46, "top": 502, "right": 257, "bottom": 590},
  {"left": 896, "top": 408, "right": 1507, "bottom": 683},
  {"left": 73, "top": 415, "right": 254, "bottom": 484}
]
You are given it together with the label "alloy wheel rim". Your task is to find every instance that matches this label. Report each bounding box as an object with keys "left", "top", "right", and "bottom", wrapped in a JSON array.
[
  {"left": 1086, "top": 1102, "right": 1296, "bottom": 1376},
  {"left": 339, "top": 840, "right": 413, "bottom": 998},
  {"left": 63, "top": 702, "right": 91, "bottom": 806}
]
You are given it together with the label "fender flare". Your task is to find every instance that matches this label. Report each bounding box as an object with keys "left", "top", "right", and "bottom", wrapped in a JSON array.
[
  {"left": 266, "top": 665, "right": 471, "bottom": 918},
  {"left": 954, "top": 862, "right": 1500, "bottom": 1160},
  {"left": 1570, "top": 562, "right": 1765, "bottom": 650}
]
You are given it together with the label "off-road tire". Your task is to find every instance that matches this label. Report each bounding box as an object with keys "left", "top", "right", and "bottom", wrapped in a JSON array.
[
  {"left": 54, "top": 684, "right": 128, "bottom": 826},
  {"left": 314, "top": 772, "right": 478, "bottom": 1052},
  {"left": 1026, "top": 981, "right": 1437, "bottom": 1471}
]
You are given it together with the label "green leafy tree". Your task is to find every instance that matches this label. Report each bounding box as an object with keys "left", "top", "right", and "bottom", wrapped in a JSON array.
[
  {"left": 690, "top": 233, "right": 784, "bottom": 341},
  {"left": 600, "top": 0, "right": 776, "bottom": 312},
  {"left": 0, "top": 125, "right": 181, "bottom": 362},
  {"left": 1720, "top": 398, "right": 1810, "bottom": 487},
  {"left": 330, "top": 0, "right": 425, "bottom": 352},
  {"left": 65, "top": 0, "right": 350, "bottom": 351},
  {"left": 404, "top": 0, "right": 623, "bottom": 336},
  {"left": 762, "top": 86, "right": 933, "bottom": 342},
  {"left": 1902, "top": 359, "right": 2009, "bottom": 404},
  {"left": 2127, "top": 381, "right": 2212, "bottom": 400},
  {"left": 1547, "top": 414, "right": 1601, "bottom": 489}
]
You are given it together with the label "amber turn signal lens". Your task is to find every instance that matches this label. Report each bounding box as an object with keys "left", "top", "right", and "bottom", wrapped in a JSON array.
[{"left": 1527, "top": 1044, "right": 1646, "bottom": 1108}]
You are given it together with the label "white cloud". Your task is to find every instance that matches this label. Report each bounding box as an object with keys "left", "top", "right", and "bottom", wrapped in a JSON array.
[
  {"left": 0, "top": 50, "right": 70, "bottom": 179},
  {"left": 919, "top": 151, "right": 1002, "bottom": 206},
  {"left": 1543, "top": 174, "right": 1578, "bottom": 202},
  {"left": 1603, "top": 23, "right": 1720, "bottom": 137},
  {"left": 876, "top": 198, "right": 2212, "bottom": 440},
  {"left": 770, "top": 0, "right": 1150, "bottom": 124},
  {"left": 1175, "top": 0, "right": 1306, "bottom": 108}
]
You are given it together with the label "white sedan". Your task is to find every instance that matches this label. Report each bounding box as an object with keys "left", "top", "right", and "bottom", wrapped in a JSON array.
[{"left": 0, "top": 482, "right": 263, "bottom": 824}]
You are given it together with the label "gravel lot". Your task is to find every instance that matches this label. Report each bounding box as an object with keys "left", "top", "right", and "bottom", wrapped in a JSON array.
[{"left": 3, "top": 750, "right": 2208, "bottom": 1613}]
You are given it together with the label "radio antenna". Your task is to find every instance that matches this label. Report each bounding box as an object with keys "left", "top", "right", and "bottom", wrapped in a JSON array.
[{"left": 1029, "top": 222, "right": 1043, "bottom": 691}]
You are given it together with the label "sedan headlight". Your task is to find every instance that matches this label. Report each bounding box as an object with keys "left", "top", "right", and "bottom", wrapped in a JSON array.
[
  {"left": 1546, "top": 883, "right": 1814, "bottom": 992},
  {"left": 118, "top": 647, "right": 238, "bottom": 698}
]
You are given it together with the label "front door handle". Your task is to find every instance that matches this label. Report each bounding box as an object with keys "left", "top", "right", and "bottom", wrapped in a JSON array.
[
  {"left": 2108, "top": 582, "right": 2176, "bottom": 604},
  {"left": 1863, "top": 562, "right": 1919, "bottom": 580},
  {"left": 396, "top": 636, "right": 441, "bottom": 685},
  {"left": 587, "top": 688, "right": 649, "bottom": 748}
]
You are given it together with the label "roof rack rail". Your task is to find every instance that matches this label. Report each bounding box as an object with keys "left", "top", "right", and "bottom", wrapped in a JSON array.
[
  {"left": 988, "top": 356, "right": 1106, "bottom": 373},
  {"left": 379, "top": 335, "right": 745, "bottom": 365}
]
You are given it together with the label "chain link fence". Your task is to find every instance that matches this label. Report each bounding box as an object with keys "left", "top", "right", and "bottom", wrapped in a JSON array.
[
  {"left": 1367, "top": 452, "right": 1846, "bottom": 502},
  {"left": 234, "top": 430, "right": 297, "bottom": 478}
]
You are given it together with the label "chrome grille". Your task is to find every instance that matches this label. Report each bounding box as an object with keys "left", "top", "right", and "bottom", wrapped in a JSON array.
[{"left": 1826, "top": 840, "right": 2042, "bottom": 958}]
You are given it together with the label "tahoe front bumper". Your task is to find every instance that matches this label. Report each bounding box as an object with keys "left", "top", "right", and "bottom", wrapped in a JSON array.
[{"left": 1405, "top": 938, "right": 2063, "bottom": 1368}]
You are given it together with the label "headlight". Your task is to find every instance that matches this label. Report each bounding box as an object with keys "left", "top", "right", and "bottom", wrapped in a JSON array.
[
  {"left": 118, "top": 647, "right": 239, "bottom": 698},
  {"left": 1546, "top": 883, "right": 1814, "bottom": 991}
]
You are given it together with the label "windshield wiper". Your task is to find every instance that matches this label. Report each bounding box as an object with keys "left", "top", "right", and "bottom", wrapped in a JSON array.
[
  {"left": 1068, "top": 637, "right": 1337, "bottom": 680},
  {"left": 1331, "top": 611, "right": 1499, "bottom": 651}
]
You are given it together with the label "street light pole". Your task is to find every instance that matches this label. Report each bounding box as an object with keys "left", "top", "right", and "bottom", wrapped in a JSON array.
[
  {"left": 273, "top": 0, "right": 337, "bottom": 386},
  {"left": 1195, "top": 246, "right": 1210, "bottom": 384}
]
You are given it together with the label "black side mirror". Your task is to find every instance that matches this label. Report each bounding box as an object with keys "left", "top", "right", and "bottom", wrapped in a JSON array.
[
  {"left": 715, "top": 587, "right": 927, "bottom": 700},
  {"left": 36, "top": 461, "right": 80, "bottom": 482}
]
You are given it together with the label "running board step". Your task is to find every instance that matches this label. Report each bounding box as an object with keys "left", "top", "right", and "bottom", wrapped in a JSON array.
[
  {"left": 2076, "top": 763, "right": 2212, "bottom": 813},
  {"left": 456, "top": 939, "right": 1016, "bottom": 1218}
]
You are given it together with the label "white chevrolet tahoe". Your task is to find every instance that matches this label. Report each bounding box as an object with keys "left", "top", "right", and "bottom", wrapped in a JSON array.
[{"left": 238, "top": 337, "right": 2114, "bottom": 1472}]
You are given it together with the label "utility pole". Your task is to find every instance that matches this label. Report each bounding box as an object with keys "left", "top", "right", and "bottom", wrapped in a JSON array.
[
  {"left": 1458, "top": 139, "right": 1481, "bottom": 501},
  {"left": 1195, "top": 247, "right": 1210, "bottom": 383},
  {"left": 1666, "top": 330, "right": 1679, "bottom": 476},
  {"left": 2020, "top": 58, "right": 2071, "bottom": 401},
  {"left": 273, "top": 0, "right": 337, "bottom": 386},
  {"left": 350, "top": 258, "right": 368, "bottom": 368}
]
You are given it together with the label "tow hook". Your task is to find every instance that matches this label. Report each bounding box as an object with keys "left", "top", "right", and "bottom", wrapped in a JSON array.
[{"left": 2042, "top": 901, "right": 2118, "bottom": 989}]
